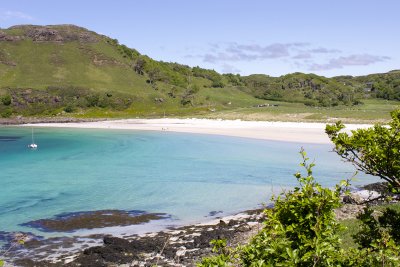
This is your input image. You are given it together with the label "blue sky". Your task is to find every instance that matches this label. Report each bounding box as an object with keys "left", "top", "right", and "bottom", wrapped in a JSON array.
[{"left": 0, "top": 0, "right": 398, "bottom": 77}]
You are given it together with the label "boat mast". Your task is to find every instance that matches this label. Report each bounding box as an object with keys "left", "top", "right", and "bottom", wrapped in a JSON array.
[{"left": 31, "top": 128, "right": 35, "bottom": 144}]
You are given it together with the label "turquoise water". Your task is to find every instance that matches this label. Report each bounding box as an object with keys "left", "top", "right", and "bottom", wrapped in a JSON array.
[{"left": 0, "top": 127, "right": 377, "bottom": 237}]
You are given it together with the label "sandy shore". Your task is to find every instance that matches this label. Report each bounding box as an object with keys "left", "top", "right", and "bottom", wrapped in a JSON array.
[{"left": 24, "top": 118, "right": 372, "bottom": 144}]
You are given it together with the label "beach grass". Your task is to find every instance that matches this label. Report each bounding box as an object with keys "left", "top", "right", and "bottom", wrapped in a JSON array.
[
  {"left": 198, "top": 99, "right": 399, "bottom": 123},
  {"left": 69, "top": 98, "right": 399, "bottom": 123}
]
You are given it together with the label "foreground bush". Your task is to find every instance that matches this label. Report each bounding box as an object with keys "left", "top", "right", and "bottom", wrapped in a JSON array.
[
  {"left": 199, "top": 150, "right": 400, "bottom": 266},
  {"left": 326, "top": 109, "right": 400, "bottom": 191}
]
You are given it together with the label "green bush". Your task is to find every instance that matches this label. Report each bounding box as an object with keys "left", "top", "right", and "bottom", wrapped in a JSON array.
[
  {"left": 64, "top": 104, "right": 75, "bottom": 113},
  {"left": 198, "top": 150, "right": 400, "bottom": 266},
  {"left": 239, "top": 150, "right": 345, "bottom": 266},
  {"left": 1, "top": 108, "right": 12, "bottom": 118},
  {"left": 1, "top": 94, "right": 11, "bottom": 106}
]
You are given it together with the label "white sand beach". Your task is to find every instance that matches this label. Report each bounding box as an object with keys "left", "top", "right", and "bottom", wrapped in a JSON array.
[{"left": 24, "top": 118, "right": 372, "bottom": 144}]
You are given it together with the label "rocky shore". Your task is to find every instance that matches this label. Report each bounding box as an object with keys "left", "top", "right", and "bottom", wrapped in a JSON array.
[
  {"left": 0, "top": 116, "right": 103, "bottom": 125},
  {"left": 11, "top": 209, "right": 265, "bottom": 267},
  {"left": 2, "top": 183, "right": 391, "bottom": 267}
]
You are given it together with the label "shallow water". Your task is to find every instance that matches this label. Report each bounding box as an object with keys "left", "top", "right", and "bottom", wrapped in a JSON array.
[{"left": 0, "top": 126, "right": 377, "bottom": 237}]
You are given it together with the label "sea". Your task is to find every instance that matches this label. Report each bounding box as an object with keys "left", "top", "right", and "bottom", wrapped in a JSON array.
[{"left": 0, "top": 126, "right": 377, "bottom": 239}]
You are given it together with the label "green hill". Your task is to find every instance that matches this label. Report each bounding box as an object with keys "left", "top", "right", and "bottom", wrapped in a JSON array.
[
  {"left": 0, "top": 24, "right": 398, "bottom": 119},
  {"left": 0, "top": 24, "right": 260, "bottom": 118},
  {"left": 333, "top": 70, "right": 400, "bottom": 100},
  {"left": 239, "top": 72, "right": 360, "bottom": 107}
]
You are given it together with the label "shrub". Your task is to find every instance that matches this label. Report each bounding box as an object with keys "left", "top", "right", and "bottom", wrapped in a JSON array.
[
  {"left": 1, "top": 94, "right": 11, "bottom": 106},
  {"left": 64, "top": 104, "right": 75, "bottom": 113},
  {"left": 0, "top": 108, "right": 12, "bottom": 118},
  {"left": 198, "top": 150, "right": 400, "bottom": 266}
]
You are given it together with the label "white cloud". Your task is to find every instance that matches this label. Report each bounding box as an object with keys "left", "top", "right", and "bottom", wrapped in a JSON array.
[
  {"left": 195, "top": 42, "right": 344, "bottom": 64},
  {"left": 199, "top": 42, "right": 310, "bottom": 63},
  {"left": 185, "top": 42, "right": 389, "bottom": 73},
  {"left": 0, "top": 10, "right": 33, "bottom": 21},
  {"left": 308, "top": 54, "right": 390, "bottom": 71}
]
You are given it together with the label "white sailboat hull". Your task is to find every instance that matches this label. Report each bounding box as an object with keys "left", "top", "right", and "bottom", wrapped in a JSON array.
[{"left": 28, "top": 143, "right": 38, "bottom": 149}]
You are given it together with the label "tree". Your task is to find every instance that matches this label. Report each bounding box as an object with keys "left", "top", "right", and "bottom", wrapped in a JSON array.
[
  {"left": 133, "top": 57, "right": 146, "bottom": 75},
  {"left": 326, "top": 110, "right": 400, "bottom": 190},
  {"left": 147, "top": 67, "right": 161, "bottom": 85},
  {"left": 181, "top": 85, "right": 199, "bottom": 106}
]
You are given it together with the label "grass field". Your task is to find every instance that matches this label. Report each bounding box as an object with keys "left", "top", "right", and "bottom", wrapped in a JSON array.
[
  {"left": 71, "top": 98, "right": 399, "bottom": 123},
  {"left": 198, "top": 99, "right": 399, "bottom": 123}
]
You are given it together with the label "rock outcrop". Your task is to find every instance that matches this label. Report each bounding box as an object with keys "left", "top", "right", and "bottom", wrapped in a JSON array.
[{"left": 0, "top": 25, "right": 99, "bottom": 43}]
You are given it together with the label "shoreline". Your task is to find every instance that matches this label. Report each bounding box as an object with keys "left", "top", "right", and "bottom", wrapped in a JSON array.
[
  {"left": 5, "top": 208, "right": 266, "bottom": 267},
  {"left": 15, "top": 118, "right": 372, "bottom": 144},
  {"left": 10, "top": 187, "right": 378, "bottom": 267},
  {"left": 4, "top": 183, "right": 384, "bottom": 266}
]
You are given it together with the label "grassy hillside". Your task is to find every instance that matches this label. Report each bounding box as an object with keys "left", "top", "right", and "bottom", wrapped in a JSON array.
[
  {"left": 240, "top": 72, "right": 361, "bottom": 106},
  {"left": 0, "top": 24, "right": 398, "bottom": 121},
  {"left": 0, "top": 24, "right": 262, "bottom": 118},
  {"left": 334, "top": 70, "right": 400, "bottom": 100}
]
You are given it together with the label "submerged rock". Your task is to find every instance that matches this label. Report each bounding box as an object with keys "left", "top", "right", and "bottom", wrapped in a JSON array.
[{"left": 21, "top": 210, "right": 168, "bottom": 232}]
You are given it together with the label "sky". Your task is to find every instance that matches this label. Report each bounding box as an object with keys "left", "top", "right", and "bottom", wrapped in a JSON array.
[{"left": 0, "top": 0, "right": 399, "bottom": 77}]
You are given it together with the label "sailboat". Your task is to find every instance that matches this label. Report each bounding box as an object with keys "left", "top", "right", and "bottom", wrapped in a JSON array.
[{"left": 28, "top": 128, "right": 38, "bottom": 149}]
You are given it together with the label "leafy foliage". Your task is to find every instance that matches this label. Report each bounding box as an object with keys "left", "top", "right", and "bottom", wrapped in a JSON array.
[
  {"left": 241, "top": 73, "right": 361, "bottom": 107},
  {"left": 354, "top": 207, "right": 382, "bottom": 248},
  {"left": 326, "top": 110, "right": 400, "bottom": 190},
  {"left": 0, "top": 87, "right": 134, "bottom": 116},
  {"left": 239, "top": 150, "right": 345, "bottom": 267},
  {"left": 354, "top": 206, "right": 400, "bottom": 251},
  {"left": 335, "top": 70, "right": 400, "bottom": 101},
  {"left": 1, "top": 95, "right": 11, "bottom": 106},
  {"left": 181, "top": 84, "right": 200, "bottom": 106},
  {"left": 198, "top": 151, "right": 400, "bottom": 266}
]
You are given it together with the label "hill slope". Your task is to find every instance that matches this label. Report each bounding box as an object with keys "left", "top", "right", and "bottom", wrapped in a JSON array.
[
  {"left": 0, "top": 24, "right": 260, "bottom": 117},
  {"left": 0, "top": 24, "right": 398, "bottom": 119}
]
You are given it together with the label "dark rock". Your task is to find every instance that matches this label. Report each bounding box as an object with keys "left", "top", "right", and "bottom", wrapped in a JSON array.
[
  {"left": 83, "top": 245, "right": 133, "bottom": 263},
  {"left": 14, "top": 258, "right": 62, "bottom": 267},
  {"left": 154, "top": 97, "right": 165, "bottom": 103},
  {"left": 218, "top": 220, "right": 227, "bottom": 227},
  {"left": 362, "top": 182, "right": 389, "bottom": 194},
  {"left": 343, "top": 195, "right": 356, "bottom": 204},
  {"left": 208, "top": 210, "right": 223, "bottom": 217},
  {"left": 73, "top": 253, "right": 108, "bottom": 267},
  {"left": 228, "top": 220, "right": 237, "bottom": 227},
  {"left": 78, "top": 32, "right": 98, "bottom": 43},
  {"left": 21, "top": 210, "right": 167, "bottom": 232},
  {"left": 129, "top": 236, "right": 167, "bottom": 253},
  {"left": 0, "top": 31, "right": 23, "bottom": 42},
  {"left": 27, "top": 27, "right": 63, "bottom": 42},
  {"left": 236, "top": 224, "right": 251, "bottom": 232},
  {"left": 103, "top": 235, "right": 131, "bottom": 249},
  {"left": 2, "top": 25, "right": 99, "bottom": 43}
]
